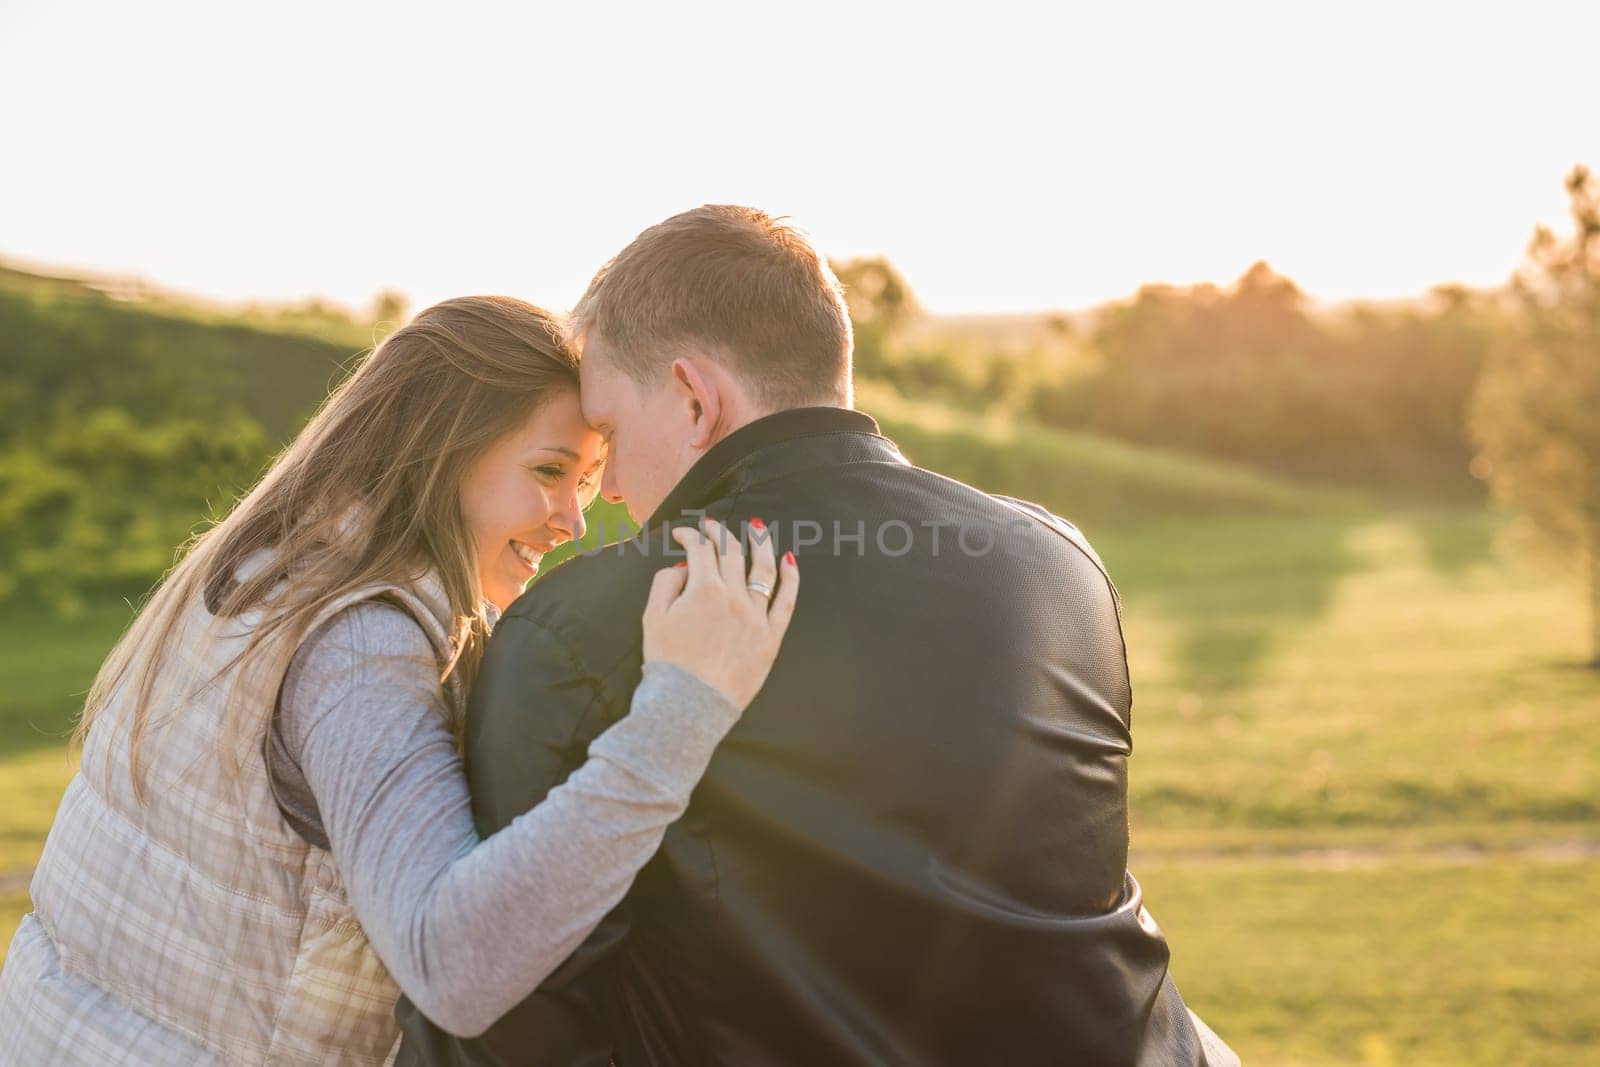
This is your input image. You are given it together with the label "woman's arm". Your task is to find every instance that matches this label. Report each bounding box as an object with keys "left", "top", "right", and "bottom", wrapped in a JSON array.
[{"left": 280, "top": 600, "right": 739, "bottom": 1038}]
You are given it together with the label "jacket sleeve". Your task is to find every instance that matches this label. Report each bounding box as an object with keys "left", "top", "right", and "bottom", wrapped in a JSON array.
[{"left": 394, "top": 611, "right": 640, "bottom": 1066}]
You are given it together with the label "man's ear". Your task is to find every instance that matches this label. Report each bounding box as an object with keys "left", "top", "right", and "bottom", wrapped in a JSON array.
[{"left": 670, "top": 356, "right": 722, "bottom": 450}]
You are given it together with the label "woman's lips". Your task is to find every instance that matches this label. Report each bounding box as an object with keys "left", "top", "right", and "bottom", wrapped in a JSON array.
[
  {"left": 512, "top": 534, "right": 563, "bottom": 575},
  {"left": 510, "top": 540, "right": 546, "bottom": 574}
]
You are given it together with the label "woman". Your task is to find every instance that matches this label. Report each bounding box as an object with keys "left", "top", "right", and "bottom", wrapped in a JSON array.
[{"left": 0, "top": 296, "right": 797, "bottom": 1064}]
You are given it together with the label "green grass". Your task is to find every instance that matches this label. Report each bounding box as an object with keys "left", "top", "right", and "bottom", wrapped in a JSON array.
[
  {"left": 0, "top": 604, "right": 127, "bottom": 892},
  {"left": 2, "top": 492, "right": 1597, "bottom": 1062},
  {"left": 1141, "top": 854, "right": 1600, "bottom": 1066},
  {"left": 1102, "top": 510, "right": 1598, "bottom": 847},
  {"left": 1109, "top": 506, "right": 1600, "bottom": 1064},
  {"left": 0, "top": 601, "right": 133, "bottom": 759}
]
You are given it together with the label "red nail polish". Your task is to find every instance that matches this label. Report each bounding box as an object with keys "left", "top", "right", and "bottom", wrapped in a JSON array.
[
  {"left": 675, "top": 561, "right": 687, "bottom": 569},
  {"left": 750, "top": 517, "right": 766, "bottom": 531},
  {"left": 783, "top": 551, "right": 796, "bottom": 567}
]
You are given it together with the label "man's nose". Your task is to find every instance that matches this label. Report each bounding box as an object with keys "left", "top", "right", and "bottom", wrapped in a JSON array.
[{"left": 601, "top": 462, "right": 624, "bottom": 505}]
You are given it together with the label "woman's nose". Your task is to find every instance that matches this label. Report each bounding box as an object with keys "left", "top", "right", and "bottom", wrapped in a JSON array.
[{"left": 552, "top": 489, "right": 586, "bottom": 543}]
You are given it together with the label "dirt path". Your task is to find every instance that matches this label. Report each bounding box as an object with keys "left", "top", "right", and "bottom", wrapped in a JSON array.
[{"left": 1131, "top": 838, "right": 1600, "bottom": 869}]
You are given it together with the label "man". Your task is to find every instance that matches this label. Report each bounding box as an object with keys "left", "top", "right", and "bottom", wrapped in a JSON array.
[{"left": 397, "top": 206, "right": 1235, "bottom": 1065}]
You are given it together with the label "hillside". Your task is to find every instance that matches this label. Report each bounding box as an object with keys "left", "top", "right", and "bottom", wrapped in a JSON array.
[
  {"left": 855, "top": 381, "right": 1356, "bottom": 529},
  {"left": 1, "top": 283, "right": 358, "bottom": 446}
]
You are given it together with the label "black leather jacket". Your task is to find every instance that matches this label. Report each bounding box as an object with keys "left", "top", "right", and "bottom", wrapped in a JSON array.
[{"left": 397, "top": 406, "right": 1210, "bottom": 1066}]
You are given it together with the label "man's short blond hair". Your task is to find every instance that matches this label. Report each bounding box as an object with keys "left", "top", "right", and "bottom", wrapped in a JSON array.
[{"left": 570, "top": 205, "right": 853, "bottom": 408}]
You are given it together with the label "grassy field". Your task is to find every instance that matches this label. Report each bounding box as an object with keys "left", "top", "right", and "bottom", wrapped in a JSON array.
[
  {"left": 1098, "top": 508, "right": 1600, "bottom": 1064},
  {"left": 1, "top": 452, "right": 1596, "bottom": 1062}
]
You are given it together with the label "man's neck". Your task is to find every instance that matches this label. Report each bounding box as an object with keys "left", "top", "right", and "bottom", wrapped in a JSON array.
[{"left": 710, "top": 385, "right": 851, "bottom": 451}]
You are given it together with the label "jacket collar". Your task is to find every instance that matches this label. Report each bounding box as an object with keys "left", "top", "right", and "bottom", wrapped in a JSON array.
[{"left": 647, "top": 406, "right": 891, "bottom": 526}]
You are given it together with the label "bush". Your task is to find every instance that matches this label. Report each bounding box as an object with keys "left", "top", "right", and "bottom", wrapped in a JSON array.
[
  {"left": 0, "top": 408, "right": 270, "bottom": 616},
  {"left": 1025, "top": 269, "right": 1497, "bottom": 492}
]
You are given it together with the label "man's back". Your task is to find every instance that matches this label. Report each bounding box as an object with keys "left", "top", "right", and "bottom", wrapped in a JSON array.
[{"left": 398, "top": 408, "right": 1206, "bottom": 1066}]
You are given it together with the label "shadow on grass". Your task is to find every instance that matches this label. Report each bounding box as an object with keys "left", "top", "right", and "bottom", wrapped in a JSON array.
[
  {"left": 1096, "top": 502, "right": 1507, "bottom": 693},
  {"left": 1406, "top": 507, "right": 1497, "bottom": 578},
  {"left": 1095, "top": 510, "right": 1365, "bottom": 692}
]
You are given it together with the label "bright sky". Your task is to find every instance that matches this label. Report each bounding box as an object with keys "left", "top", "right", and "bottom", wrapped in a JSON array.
[{"left": 2, "top": 1, "right": 1596, "bottom": 315}]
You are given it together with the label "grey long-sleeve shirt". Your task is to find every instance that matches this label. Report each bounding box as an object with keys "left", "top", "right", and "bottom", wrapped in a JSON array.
[{"left": 264, "top": 599, "right": 738, "bottom": 1038}]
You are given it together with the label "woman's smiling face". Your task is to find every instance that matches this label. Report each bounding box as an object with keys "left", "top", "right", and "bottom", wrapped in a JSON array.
[{"left": 458, "top": 389, "right": 605, "bottom": 610}]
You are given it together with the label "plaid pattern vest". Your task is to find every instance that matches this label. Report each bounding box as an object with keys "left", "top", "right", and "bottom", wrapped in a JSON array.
[{"left": 0, "top": 554, "right": 464, "bottom": 1065}]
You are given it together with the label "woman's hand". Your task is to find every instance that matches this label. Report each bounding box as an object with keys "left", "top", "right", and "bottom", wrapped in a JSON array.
[{"left": 642, "top": 517, "right": 799, "bottom": 710}]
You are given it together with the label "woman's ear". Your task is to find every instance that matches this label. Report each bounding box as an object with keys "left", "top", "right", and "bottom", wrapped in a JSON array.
[{"left": 670, "top": 356, "right": 722, "bottom": 450}]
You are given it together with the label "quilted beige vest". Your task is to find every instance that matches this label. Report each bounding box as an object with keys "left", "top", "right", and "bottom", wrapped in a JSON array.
[{"left": 0, "top": 551, "right": 465, "bottom": 1065}]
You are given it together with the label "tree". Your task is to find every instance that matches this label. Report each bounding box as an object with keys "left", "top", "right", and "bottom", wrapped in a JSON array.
[
  {"left": 829, "top": 257, "right": 918, "bottom": 379},
  {"left": 369, "top": 289, "right": 411, "bottom": 328},
  {"left": 829, "top": 257, "right": 917, "bottom": 330},
  {"left": 1472, "top": 165, "right": 1600, "bottom": 666}
]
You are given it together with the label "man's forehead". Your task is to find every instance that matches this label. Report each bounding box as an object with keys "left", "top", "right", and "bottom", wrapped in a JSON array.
[
  {"left": 575, "top": 323, "right": 612, "bottom": 362},
  {"left": 576, "top": 353, "right": 614, "bottom": 422},
  {"left": 577, "top": 328, "right": 616, "bottom": 376}
]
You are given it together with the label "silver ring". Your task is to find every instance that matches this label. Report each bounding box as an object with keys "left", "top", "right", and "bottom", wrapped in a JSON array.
[{"left": 746, "top": 580, "right": 774, "bottom": 601}]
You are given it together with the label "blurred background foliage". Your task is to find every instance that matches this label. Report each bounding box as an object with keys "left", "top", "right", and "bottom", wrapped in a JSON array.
[
  {"left": 4, "top": 169, "right": 1592, "bottom": 632},
  {"left": 841, "top": 252, "right": 1498, "bottom": 494},
  {"left": 2, "top": 168, "right": 1598, "bottom": 1064},
  {"left": 0, "top": 279, "right": 398, "bottom": 616}
]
